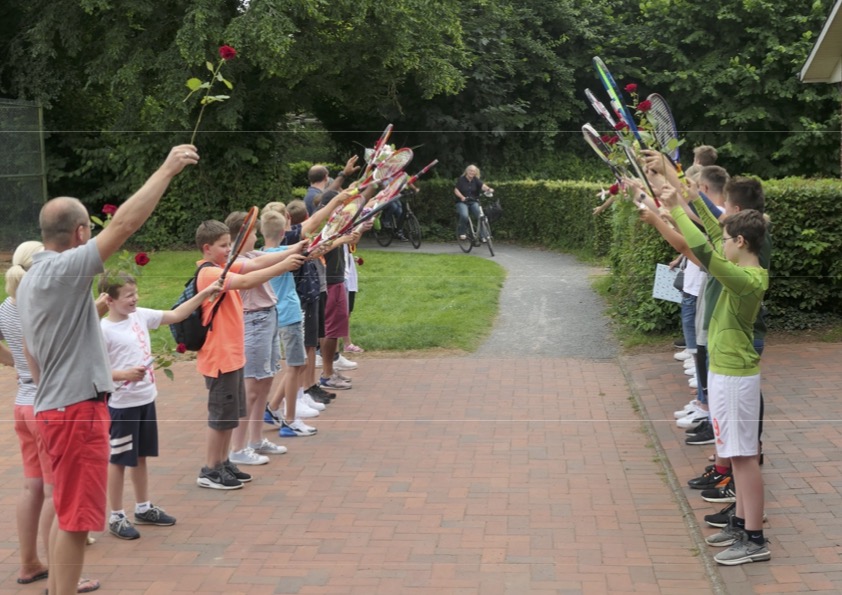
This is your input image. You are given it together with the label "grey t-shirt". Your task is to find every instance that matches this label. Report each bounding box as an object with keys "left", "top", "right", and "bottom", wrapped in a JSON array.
[{"left": 17, "top": 239, "right": 114, "bottom": 413}]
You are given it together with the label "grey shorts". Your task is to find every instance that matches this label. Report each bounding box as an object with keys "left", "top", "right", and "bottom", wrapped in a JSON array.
[
  {"left": 244, "top": 308, "right": 280, "bottom": 380},
  {"left": 279, "top": 321, "right": 306, "bottom": 367},
  {"left": 204, "top": 368, "right": 246, "bottom": 430}
]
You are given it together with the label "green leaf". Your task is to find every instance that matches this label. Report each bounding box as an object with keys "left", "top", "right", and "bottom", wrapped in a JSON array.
[
  {"left": 206, "top": 61, "right": 215, "bottom": 72},
  {"left": 185, "top": 78, "right": 203, "bottom": 91},
  {"left": 222, "top": 78, "right": 233, "bottom": 90},
  {"left": 163, "top": 368, "right": 174, "bottom": 381}
]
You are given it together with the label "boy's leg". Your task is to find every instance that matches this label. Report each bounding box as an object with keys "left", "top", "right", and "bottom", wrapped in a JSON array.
[
  {"left": 128, "top": 458, "right": 149, "bottom": 504},
  {"left": 731, "top": 456, "right": 764, "bottom": 530},
  {"left": 14, "top": 405, "right": 49, "bottom": 580},
  {"left": 108, "top": 464, "right": 127, "bottom": 516}
]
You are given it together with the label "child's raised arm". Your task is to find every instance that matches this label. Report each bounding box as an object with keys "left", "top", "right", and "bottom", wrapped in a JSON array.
[{"left": 160, "top": 278, "right": 223, "bottom": 325}]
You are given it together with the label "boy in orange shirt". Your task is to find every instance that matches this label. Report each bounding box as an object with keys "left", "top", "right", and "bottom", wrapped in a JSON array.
[{"left": 193, "top": 220, "right": 306, "bottom": 490}]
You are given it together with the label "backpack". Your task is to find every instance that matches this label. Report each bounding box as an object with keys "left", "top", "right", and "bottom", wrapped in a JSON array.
[{"left": 169, "top": 262, "right": 227, "bottom": 351}]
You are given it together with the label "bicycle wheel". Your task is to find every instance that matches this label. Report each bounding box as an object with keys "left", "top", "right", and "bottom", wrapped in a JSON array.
[
  {"left": 373, "top": 214, "right": 395, "bottom": 247},
  {"left": 479, "top": 217, "right": 495, "bottom": 257},
  {"left": 457, "top": 219, "right": 473, "bottom": 253},
  {"left": 404, "top": 212, "right": 422, "bottom": 249}
]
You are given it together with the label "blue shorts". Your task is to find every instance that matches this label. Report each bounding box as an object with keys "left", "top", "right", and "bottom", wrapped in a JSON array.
[
  {"left": 244, "top": 308, "right": 280, "bottom": 380},
  {"left": 108, "top": 401, "right": 159, "bottom": 467},
  {"left": 279, "top": 321, "right": 306, "bottom": 367}
]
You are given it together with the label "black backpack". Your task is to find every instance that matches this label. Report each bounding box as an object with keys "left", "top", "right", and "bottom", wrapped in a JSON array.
[{"left": 169, "top": 262, "right": 227, "bottom": 351}]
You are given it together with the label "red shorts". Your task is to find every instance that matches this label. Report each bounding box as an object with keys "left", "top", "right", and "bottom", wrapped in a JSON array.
[
  {"left": 324, "top": 282, "right": 349, "bottom": 339},
  {"left": 14, "top": 405, "right": 53, "bottom": 484},
  {"left": 36, "top": 400, "right": 109, "bottom": 532}
]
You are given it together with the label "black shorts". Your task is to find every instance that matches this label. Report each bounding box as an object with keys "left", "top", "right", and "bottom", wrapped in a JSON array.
[
  {"left": 302, "top": 298, "right": 320, "bottom": 348},
  {"left": 108, "top": 401, "right": 159, "bottom": 467},
  {"left": 204, "top": 368, "right": 246, "bottom": 430},
  {"left": 348, "top": 290, "right": 356, "bottom": 315},
  {"left": 318, "top": 290, "right": 327, "bottom": 340}
]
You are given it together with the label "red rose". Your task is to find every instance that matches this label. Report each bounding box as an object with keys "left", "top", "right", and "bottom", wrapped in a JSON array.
[
  {"left": 637, "top": 100, "right": 652, "bottom": 112},
  {"left": 609, "top": 183, "right": 620, "bottom": 195},
  {"left": 219, "top": 45, "right": 237, "bottom": 61},
  {"left": 176, "top": 343, "right": 187, "bottom": 354},
  {"left": 102, "top": 204, "right": 118, "bottom": 216},
  {"left": 356, "top": 257, "right": 364, "bottom": 266},
  {"left": 134, "top": 252, "right": 150, "bottom": 266},
  {"left": 614, "top": 121, "right": 628, "bottom": 131},
  {"left": 624, "top": 83, "right": 638, "bottom": 94},
  {"left": 607, "top": 136, "right": 619, "bottom": 145}
]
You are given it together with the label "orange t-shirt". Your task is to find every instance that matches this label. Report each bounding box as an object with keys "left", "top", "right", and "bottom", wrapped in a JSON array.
[{"left": 196, "top": 260, "right": 246, "bottom": 378}]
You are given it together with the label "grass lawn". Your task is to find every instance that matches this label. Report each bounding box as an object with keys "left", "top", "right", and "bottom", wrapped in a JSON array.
[{"left": 1, "top": 250, "right": 506, "bottom": 354}]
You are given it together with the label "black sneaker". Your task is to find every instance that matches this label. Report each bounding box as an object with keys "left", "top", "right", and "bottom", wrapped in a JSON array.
[
  {"left": 705, "top": 502, "right": 736, "bottom": 528},
  {"left": 688, "top": 467, "right": 732, "bottom": 490},
  {"left": 109, "top": 515, "right": 140, "bottom": 540},
  {"left": 702, "top": 483, "right": 737, "bottom": 503},
  {"left": 685, "top": 419, "right": 711, "bottom": 436},
  {"left": 674, "top": 338, "right": 686, "bottom": 349},
  {"left": 686, "top": 424, "right": 715, "bottom": 445},
  {"left": 308, "top": 384, "right": 336, "bottom": 402},
  {"left": 196, "top": 465, "right": 243, "bottom": 490},
  {"left": 224, "top": 459, "right": 252, "bottom": 483},
  {"left": 134, "top": 505, "right": 176, "bottom": 526}
]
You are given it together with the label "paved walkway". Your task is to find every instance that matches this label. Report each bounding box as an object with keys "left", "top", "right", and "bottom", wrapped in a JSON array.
[{"left": 0, "top": 242, "right": 840, "bottom": 594}]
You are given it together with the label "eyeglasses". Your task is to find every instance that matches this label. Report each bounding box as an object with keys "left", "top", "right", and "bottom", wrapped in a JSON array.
[
  {"left": 722, "top": 235, "right": 736, "bottom": 242},
  {"left": 79, "top": 222, "right": 95, "bottom": 231}
]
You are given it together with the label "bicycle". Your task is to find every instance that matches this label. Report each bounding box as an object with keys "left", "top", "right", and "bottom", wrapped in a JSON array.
[
  {"left": 456, "top": 192, "right": 495, "bottom": 257},
  {"left": 372, "top": 189, "right": 422, "bottom": 249}
]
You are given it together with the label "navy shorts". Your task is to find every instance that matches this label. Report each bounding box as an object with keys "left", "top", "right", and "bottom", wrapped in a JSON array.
[{"left": 108, "top": 401, "right": 159, "bottom": 467}]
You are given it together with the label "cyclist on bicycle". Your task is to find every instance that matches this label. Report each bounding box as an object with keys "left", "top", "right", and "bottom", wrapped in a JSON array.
[
  {"left": 381, "top": 194, "right": 407, "bottom": 241},
  {"left": 454, "top": 165, "right": 493, "bottom": 241}
]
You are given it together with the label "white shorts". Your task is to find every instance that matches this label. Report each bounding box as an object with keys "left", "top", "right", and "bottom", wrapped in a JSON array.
[{"left": 708, "top": 372, "right": 761, "bottom": 458}]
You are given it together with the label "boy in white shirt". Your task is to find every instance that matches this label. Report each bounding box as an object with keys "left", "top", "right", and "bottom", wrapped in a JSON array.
[{"left": 99, "top": 272, "right": 220, "bottom": 539}]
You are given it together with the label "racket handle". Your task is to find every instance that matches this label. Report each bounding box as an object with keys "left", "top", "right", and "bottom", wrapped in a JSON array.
[{"left": 406, "top": 159, "right": 439, "bottom": 186}]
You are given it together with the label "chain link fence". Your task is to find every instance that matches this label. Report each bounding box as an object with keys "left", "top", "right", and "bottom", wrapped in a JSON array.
[{"left": 0, "top": 99, "right": 46, "bottom": 252}]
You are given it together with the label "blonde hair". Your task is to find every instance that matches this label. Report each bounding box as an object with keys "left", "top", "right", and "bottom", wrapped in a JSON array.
[
  {"left": 464, "top": 165, "right": 481, "bottom": 177},
  {"left": 260, "top": 209, "right": 288, "bottom": 242},
  {"left": 5, "top": 241, "right": 44, "bottom": 299}
]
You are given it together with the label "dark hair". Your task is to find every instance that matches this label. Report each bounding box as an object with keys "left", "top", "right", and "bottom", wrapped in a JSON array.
[
  {"left": 722, "top": 209, "right": 767, "bottom": 255},
  {"left": 699, "top": 165, "right": 729, "bottom": 196},
  {"left": 195, "top": 220, "right": 230, "bottom": 251},
  {"left": 98, "top": 271, "right": 137, "bottom": 298},
  {"left": 307, "top": 165, "right": 329, "bottom": 185},
  {"left": 725, "top": 177, "right": 765, "bottom": 213}
]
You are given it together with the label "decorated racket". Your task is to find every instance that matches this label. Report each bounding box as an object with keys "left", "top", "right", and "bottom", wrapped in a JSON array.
[
  {"left": 646, "top": 93, "right": 682, "bottom": 166},
  {"left": 361, "top": 123, "right": 394, "bottom": 179},
  {"left": 353, "top": 159, "right": 439, "bottom": 229},
  {"left": 593, "top": 57, "right": 648, "bottom": 150},
  {"left": 351, "top": 147, "right": 414, "bottom": 195},
  {"left": 581, "top": 124, "right": 628, "bottom": 183},
  {"left": 220, "top": 205, "right": 258, "bottom": 281},
  {"left": 304, "top": 192, "right": 369, "bottom": 256},
  {"left": 584, "top": 88, "right": 617, "bottom": 129}
]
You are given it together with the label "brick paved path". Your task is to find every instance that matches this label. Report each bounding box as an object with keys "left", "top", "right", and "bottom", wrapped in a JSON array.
[{"left": 4, "top": 341, "right": 838, "bottom": 594}]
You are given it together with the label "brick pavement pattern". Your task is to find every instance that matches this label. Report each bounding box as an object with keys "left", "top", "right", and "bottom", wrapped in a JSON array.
[{"left": 0, "top": 342, "right": 839, "bottom": 594}]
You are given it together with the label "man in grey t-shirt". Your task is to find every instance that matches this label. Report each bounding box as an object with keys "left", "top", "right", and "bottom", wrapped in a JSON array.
[{"left": 17, "top": 145, "right": 198, "bottom": 595}]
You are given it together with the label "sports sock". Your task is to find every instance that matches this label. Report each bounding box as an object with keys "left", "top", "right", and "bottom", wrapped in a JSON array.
[
  {"left": 746, "top": 529, "right": 765, "bottom": 545},
  {"left": 110, "top": 509, "right": 126, "bottom": 521},
  {"left": 715, "top": 465, "right": 731, "bottom": 475},
  {"left": 732, "top": 516, "right": 746, "bottom": 529},
  {"left": 136, "top": 501, "right": 151, "bottom": 514}
]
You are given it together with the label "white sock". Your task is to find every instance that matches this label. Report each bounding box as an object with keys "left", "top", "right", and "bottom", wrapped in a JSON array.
[
  {"left": 110, "top": 509, "right": 126, "bottom": 521},
  {"left": 135, "top": 501, "right": 151, "bottom": 514}
]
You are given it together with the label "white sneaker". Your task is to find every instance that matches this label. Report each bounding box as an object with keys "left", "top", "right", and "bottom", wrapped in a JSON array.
[
  {"left": 300, "top": 391, "right": 326, "bottom": 411},
  {"left": 688, "top": 377, "right": 698, "bottom": 389},
  {"left": 674, "top": 349, "right": 692, "bottom": 361},
  {"left": 229, "top": 447, "right": 269, "bottom": 466},
  {"left": 293, "top": 397, "right": 320, "bottom": 418},
  {"left": 249, "top": 438, "right": 288, "bottom": 455},
  {"left": 315, "top": 354, "right": 323, "bottom": 368},
  {"left": 683, "top": 358, "right": 696, "bottom": 369},
  {"left": 334, "top": 354, "right": 358, "bottom": 370},
  {"left": 673, "top": 400, "right": 699, "bottom": 419},
  {"left": 685, "top": 367, "right": 696, "bottom": 376},
  {"left": 287, "top": 419, "right": 316, "bottom": 433},
  {"left": 677, "top": 413, "right": 708, "bottom": 430}
]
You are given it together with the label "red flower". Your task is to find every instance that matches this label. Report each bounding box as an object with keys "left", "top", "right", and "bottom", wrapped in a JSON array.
[
  {"left": 609, "top": 183, "right": 620, "bottom": 195},
  {"left": 624, "top": 83, "right": 638, "bottom": 94},
  {"left": 176, "top": 343, "right": 187, "bottom": 354},
  {"left": 219, "top": 45, "right": 237, "bottom": 61},
  {"left": 134, "top": 252, "right": 150, "bottom": 266},
  {"left": 102, "top": 204, "right": 118, "bottom": 216},
  {"left": 607, "top": 136, "right": 619, "bottom": 145},
  {"left": 614, "top": 121, "right": 628, "bottom": 131},
  {"left": 637, "top": 100, "right": 652, "bottom": 112},
  {"left": 356, "top": 257, "right": 364, "bottom": 266}
]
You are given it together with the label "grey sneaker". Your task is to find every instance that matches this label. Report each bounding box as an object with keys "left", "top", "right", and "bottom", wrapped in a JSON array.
[
  {"left": 134, "top": 505, "right": 176, "bottom": 526},
  {"left": 110, "top": 515, "right": 140, "bottom": 540},
  {"left": 714, "top": 535, "right": 771, "bottom": 565},
  {"left": 196, "top": 465, "right": 243, "bottom": 490},
  {"left": 705, "top": 524, "right": 743, "bottom": 547}
]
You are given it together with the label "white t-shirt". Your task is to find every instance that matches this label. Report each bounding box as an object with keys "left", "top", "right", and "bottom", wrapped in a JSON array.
[
  {"left": 100, "top": 308, "right": 163, "bottom": 409},
  {"left": 683, "top": 260, "right": 706, "bottom": 297},
  {"left": 344, "top": 245, "right": 358, "bottom": 292}
]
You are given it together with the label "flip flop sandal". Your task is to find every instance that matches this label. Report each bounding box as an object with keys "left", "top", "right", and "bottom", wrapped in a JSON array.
[
  {"left": 17, "top": 570, "right": 49, "bottom": 584},
  {"left": 78, "top": 577, "right": 101, "bottom": 593}
]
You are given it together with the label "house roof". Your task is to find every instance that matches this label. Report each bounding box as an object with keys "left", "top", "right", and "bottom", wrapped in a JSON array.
[{"left": 801, "top": 0, "right": 842, "bottom": 83}]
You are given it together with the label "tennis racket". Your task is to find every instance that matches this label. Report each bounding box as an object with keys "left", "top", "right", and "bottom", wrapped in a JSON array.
[
  {"left": 593, "top": 57, "right": 648, "bottom": 150},
  {"left": 221, "top": 205, "right": 258, "bottom": 281},
  {"left": 351, "top": 147, "right": 414, "bottom": 195},
  {"left": 581, "top": 124, "right": 628, "bottom": 183},
  {"left": 646, "top": 93, "right": 682, "bottom": 165},
  {"left": 361, "top": 123, "right": 395, "bottom": 179},
  {"left": 585, "top": 88, "right": 617, "bottom": 129},
  {"left": 304, "top": 193, "right": 369, "bottom": 256},
  {"left": 353, "top": 159, "right": 439, "bottom": 229}
]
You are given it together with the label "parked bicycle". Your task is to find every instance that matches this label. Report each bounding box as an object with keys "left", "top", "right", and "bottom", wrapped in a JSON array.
[
  {"left": 456, "top": 191, "right": 495, "bottom": 257},
  {"left": 373, "top": 189, "right": 422, "bottom": 249}
]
